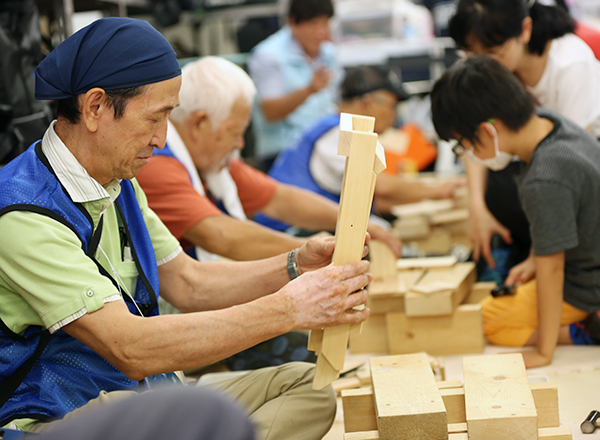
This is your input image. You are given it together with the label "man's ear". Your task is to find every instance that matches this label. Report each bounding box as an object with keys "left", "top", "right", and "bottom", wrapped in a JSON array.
[
  {"left": 189, "top": 110, "right": 210, "bottom": 141},
  {"left": 520, "top": 16, "right": 533, "bottom": 45},
  {"left": 80, "top": 88, "right": 108, "bottom": 133}
]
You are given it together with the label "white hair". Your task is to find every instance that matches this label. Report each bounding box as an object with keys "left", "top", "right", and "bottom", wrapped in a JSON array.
[{"left": 170, "top": 56, "right": 257, "bottom": 127}]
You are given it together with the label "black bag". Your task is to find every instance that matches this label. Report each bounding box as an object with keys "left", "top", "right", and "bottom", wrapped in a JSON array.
[{"left": 0, "top": 0, "right": 51, "bottom": 165}]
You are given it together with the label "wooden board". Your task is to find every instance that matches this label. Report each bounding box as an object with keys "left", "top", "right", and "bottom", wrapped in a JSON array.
[
  {"left": 367, "top": 269, "right": 424, "bottom": 314},
  {"left": 342, "top": 388, "right": 378, "bottom": 433},
  {"left": 369, "top": 240, "right": 397, "bottom": 281},
  {"left": 405, "top": 262, "right": 476, "bottom": 317},
  {"left": 463, "top": 353, "right": 538, "bottom": 440},
  {"left": 429, "top": 208, "right": 469, "bottom": 225},
  {"left": 392, "top": 215, "right": 430, "bottom": 240},
  {"left": 530, "top": 382, "right": 560, "bottom": 429},
  {"left": 312, "top": 113, "right": 385, "bottom": 390},
  {"left": 370, "top": 353, "right": 447, "bottom": 440},
  {"left": 386, "top": 304, "right": 484, "bottom": 355},
  {"left": 342, "top": 381, "right": 560, "bottom": 434},
  {"left": 464, "top": 281, "right": 497, "bottom": 305},
  {"left": 345, "top": 428, "right": 569, "bottom": 440},
  {"left": 396, "top": 255, "right": 457, "bottom": 270},
  {"left": 390, "top": 199, "right": 454, "bottom": 218},
  {"left": 349, "top": 314, "right": 388, "bottom": 354}
]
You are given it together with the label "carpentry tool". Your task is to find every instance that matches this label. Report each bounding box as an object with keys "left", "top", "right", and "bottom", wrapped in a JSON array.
[
  {"left": 309, "top": 112, "right": 386, "bottom": 390},
  {"left": 581, "top": 410, "right": 600, "bottom": 434},
  {"left": 491, "top": 284, "right": 517, "bottom": 298}
]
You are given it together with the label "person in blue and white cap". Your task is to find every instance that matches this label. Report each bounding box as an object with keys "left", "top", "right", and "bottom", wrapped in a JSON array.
[{"left": 0, "top": 17, "right": 372, "bottom": 439}]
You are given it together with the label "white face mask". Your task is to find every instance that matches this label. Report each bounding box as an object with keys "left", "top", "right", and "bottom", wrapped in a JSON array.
[{"left": 466, "top": 122, "right": 514, "bottom": 171}]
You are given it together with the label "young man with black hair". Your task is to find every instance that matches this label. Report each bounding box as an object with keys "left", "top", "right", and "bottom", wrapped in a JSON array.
[
  {"left": 430, "top": 55, "right": 600, "bottom": 368},
  {"left": 247, "top": 0, "right": 341, "bottom": 171}
]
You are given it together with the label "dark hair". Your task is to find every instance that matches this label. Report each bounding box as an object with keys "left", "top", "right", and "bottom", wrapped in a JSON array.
[
  {"left": 341, "top": 66, "right": 410, "bottom": 101},
  {"left": 449, "top": 0, "right": 575, "bottom": 56},
  {"left": 288, "top": 0, "right": 334, "bottom": 24},
  {"left": 56, "top": 85, "right": 147, "bottom": 124},
  {"left": 430, "top": 56, "right": 535, "bottom": 146}
]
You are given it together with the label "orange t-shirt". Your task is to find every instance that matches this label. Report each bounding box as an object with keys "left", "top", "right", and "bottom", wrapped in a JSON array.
[{"left": 137, "top": 156, "right": 277, "bottom": 249}]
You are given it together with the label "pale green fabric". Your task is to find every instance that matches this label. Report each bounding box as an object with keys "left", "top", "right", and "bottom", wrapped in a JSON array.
[{"left": 0, "top": 178, "right": 180, "bottom": 335}]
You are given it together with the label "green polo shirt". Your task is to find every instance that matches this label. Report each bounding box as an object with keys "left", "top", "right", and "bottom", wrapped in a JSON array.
[{"left": 0, "top": 177, "right": 180, "bottom": 335}]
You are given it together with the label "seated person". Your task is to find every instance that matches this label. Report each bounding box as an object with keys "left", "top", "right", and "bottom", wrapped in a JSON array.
[
  {"left": 247, "top": 0, "right": 341, "bottom": 171},
  {"left": 430, "top": 55, "right": 600, "bottom": 368},
  {"left": 0, "top": 18, "right": 372, "bottom": 439},
  {"left": 255, "top": 65, "right": 465, "bottom": 231},
  {"left": 136, "top": 56, "right": 401, "bottom": 265}
]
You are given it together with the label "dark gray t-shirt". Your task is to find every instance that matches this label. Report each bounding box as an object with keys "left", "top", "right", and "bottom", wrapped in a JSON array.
[{"left": 518, "top": 110, "right": 600, "bottom": 312}]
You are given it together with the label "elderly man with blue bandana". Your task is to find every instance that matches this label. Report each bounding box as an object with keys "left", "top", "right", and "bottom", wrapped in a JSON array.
[{"left": 0, "top": 18, "right": 372, "bottom": 439}]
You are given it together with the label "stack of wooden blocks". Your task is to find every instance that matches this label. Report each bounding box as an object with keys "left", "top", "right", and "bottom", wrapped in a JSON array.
[
  {"left": 391, "top": 189, "right": 470, "bottom": 255},
  {"left": 350, "top": 240, "right": 494, "bottom": 356},
  {"left": 342, "top": 352, "right": 572, "bottom": 440}
]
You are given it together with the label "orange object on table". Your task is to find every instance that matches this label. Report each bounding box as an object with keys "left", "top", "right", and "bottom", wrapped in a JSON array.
[{"left": 380, "top": 123, "right": 438, "bottom": 175}]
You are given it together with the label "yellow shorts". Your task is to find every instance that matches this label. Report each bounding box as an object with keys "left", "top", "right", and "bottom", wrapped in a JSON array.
[{"left": 481, "top": 279, "right": 588, "bottom": 347}]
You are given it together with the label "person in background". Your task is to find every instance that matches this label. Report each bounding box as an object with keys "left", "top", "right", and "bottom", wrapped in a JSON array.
[
  {"left": 0, "top": 18, "right": 372, "bottom": 440},
  {"left": 430, "top": 55, "right": 600, "bottom": 368},
  {"left": 247, "top": 0, "right": 341, "bottom": 171},
  {"left": 448, "top": 0, "right": 600, "bottom": 283},
  {"left": 254, "top": 65, "right": 465, "bottom": 232}
]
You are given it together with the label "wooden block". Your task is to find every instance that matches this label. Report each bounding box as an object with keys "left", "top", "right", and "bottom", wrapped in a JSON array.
[
  {"left": 386, "top": 304, "right": 484, "bottom": 355},
  {"left": 370, "top": 353, "right": 447, "bottom": 440},
  {"left": 349, "top": 314, "right": 388, "bottom": 354},
  {"left": 448, "top": 422, "right": 468, "bottom": 434},
  {"left": 538, "top": 427, "right": 572, "bottom": 440},
  {"left": 448, "top": 433, "right": 469, "bottom": 440},
  {"left": 530, "top": 382, "right": 560, "bottom": 428},
  {"left": 334, "top": 377, "right": 363, "bottom": 393},
  {"left": 429, "top": 208, "right": 469, "bottom": 225},
  {"left": 391, "top": 199, "right": 454, "bottom": 218},
  {"left": 369, "top": 240, "right": 398, "bottom": 281},
  {"left": 392, "top": 215, "right": 430, "bottom": 240},
  {"left": 410, "top": 228, "right": 453, "bottom": 254},
  {"left": 438, "top": 380, "right": 463, "bottom": 389},
  {"left": 342, "top": 388, "right": 378, "bottom": 433},
  {"left": 464, "top": 281, "right": 497, "bottom": 305},
  {"left": 441, "top": 387, "right": 467, "bottom": 424},
  {"left": 345, "top": 431, "right": 380, "bottom": 440},
  {"left": 405, "top": 263, "right": 476, "bottom": 317},
  {"left": 396, "top": 255, "right": 457, "bottom": 270},
  {"left": 463, "top": 353, "right": 538, "bottom": 440}
]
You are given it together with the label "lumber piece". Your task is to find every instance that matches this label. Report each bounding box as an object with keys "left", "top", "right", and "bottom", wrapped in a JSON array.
[
  {"left": 387, "top": 304, "right": 484, "bottom": 355},
  {"left": 344, "top": 431, "right": 380, "bottom": 440},
  {"left": 530, "top": 382, "right": 560, "bottom": 428},
  {"left": 367, "top": 269, "right": 424, "bottom": 314},
  {"left": 538, "top": 427, "right": 572, "bottom": 440},
  {"left": 392, "top": 215, "right": 430, "bottom": 240},
  {"left": 405, "top": 262, "right": 476, "bottom": 317},
  {"left": 348, "top": 313, "right": 388, "bottom": 354},
  {"left": 441, "top": 387, "right": 467, "bottom": 424},
  {"left": 311, "top": 113, "right": 385, "bottom": 390},
  {"left": 448, "top": 422, "right": 468, "bottom": 433},
  {"left": 463, "top": 353, "right": 537, "bottom": 440},
  {"left": 370, "top": 353, "right": 447, "bottom": 440},
  {"left": 464, "top": 281, "right": 497, "bottom": 305},
  {"left": 396, "top": 255, "right": 457, "bottom": 270},
  {"left": 409, "top": 227, "right": 454, "bottom": 255},
  {"left": 429, "top": 208, "right": 469, "bottom": 225},
  {"left": 342, "top": 388, "right": 378, "bottom": 433},
  {"left": 368, "top": 240, "right": 397, "bottom": 281},
  {"left": 391, "top": 199, "right": 454, "bottom": 218},
  {"left": 344, "top": 428, "right": 570, "bottom": 440}
]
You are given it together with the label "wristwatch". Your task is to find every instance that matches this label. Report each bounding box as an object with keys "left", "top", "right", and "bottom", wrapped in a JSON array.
[{"left": 287, "top": 248, "right": 300, "bottom": 280}]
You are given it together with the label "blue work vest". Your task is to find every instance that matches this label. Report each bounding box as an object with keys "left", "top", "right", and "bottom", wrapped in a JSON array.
[
  {"left": 253, "top": 114, "right": 341, "bottom": 231},
  {"left": 0, "top": 142, "right": 160, "bottom": 427},
  {"left": 250, "top": 27, "right": 338, "bottom": 159}
]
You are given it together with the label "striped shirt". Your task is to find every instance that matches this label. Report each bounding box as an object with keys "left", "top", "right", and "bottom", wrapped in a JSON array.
[{"left": 518, "top": 110, "right": 600, "bottom": 312}]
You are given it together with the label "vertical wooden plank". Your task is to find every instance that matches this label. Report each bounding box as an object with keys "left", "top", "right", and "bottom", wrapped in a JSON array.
[
  {"left": 530, "top": 382, "right": 560, "bottom": 428},
  {"left": 370, "top": 353, "right": 447, "bottom": 440},
  {"left": 369, "top": 239, "right": 398, "bottom": 281},
  {"left": 463, "top": 353, "right": 538, "bottom": 440},
  {"left": 342, "top": 388, "right": 378, "bottom": 433},
  {"left": 312, "top": 113, "right": 384, "bottom": 390}
]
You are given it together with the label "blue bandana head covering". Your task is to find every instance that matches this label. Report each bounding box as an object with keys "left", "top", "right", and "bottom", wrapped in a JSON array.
[{"left": 35, "top": 17, "right": 181, "bottom": 100}]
